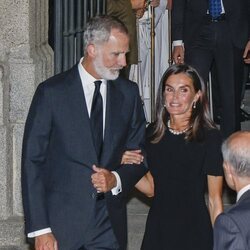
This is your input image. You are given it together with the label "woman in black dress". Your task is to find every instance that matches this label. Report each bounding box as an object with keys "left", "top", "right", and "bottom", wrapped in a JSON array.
[{"left": 122, "top": 64, "right": 224, "bottom": 250}]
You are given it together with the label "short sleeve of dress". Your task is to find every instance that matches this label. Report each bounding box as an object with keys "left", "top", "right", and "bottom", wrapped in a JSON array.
[{"left": 203, "top": 129, "right": 224, "bottom": 176}]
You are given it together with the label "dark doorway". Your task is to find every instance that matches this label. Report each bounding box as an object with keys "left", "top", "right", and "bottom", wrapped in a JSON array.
[{"left": 48, "top": 0, "right": 107, "bottom": 74}]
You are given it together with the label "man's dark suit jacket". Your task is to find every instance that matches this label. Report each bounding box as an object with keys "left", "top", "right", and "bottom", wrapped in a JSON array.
[
  {"left": 213, "top": 189, "right": 250, "bottom": 250},
  {"left": 172, "top": 0, "right": 250, "bottom": 50},
  {"left": 21, "top": 64, "right": 147, "bottom": 249}
]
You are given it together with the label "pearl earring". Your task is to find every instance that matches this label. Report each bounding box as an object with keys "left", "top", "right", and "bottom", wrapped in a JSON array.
[{"left": 193, "top": 102, "right": 196, "bottom": 109}]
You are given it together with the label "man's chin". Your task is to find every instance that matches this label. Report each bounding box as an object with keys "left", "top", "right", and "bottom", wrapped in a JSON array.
[
  {"left": 97, "top": 68, "right": 122, "bottom": 80},
  {"left": 105, "top": 71, "right": 120, "bottom": 80},
  {"left": 108, "top": 74, "right": 119, "bottom": 80}
]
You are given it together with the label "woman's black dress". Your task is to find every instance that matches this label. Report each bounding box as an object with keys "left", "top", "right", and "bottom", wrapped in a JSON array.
[{"left": 141, "top": 127, "right": 223, "bottom": 250}]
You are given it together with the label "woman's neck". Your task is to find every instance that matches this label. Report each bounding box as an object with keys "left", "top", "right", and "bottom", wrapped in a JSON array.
[{"left": 169, "top": 116, "right": 190, "bottom": 131}]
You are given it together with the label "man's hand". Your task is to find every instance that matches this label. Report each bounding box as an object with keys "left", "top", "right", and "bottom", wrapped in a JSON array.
[
  {"left": 35, "top": 233, "right": 58, "bottom": 250},
  {"left": 91, "top": 165, "right": 117, "bottom": 193},
  {"left": 243, "top": 40, "right": 250, "bottom": 64},
  {"left": 167, "top": 0, "right": 172, "bottom": 10},
  {"left": 150, "top": 0, "right": 160, "bottom": 8},
  {"left": 172, "top": 45, "right": 184, "bottom": 64}
]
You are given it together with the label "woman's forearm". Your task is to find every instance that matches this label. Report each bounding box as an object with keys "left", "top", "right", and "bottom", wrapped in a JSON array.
[{"left": 135, "top": 172, "right": 154, "bottom": 197}]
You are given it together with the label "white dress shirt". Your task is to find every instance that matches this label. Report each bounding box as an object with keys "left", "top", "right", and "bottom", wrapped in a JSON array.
[
  {"left": 236, "top": 184, "right": 250, "bottom": 202},
  {"left": 28, "top": 59, "right": 122, "bottom": 238}
]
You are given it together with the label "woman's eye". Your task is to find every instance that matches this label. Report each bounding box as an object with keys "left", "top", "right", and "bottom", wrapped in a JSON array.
[
  {"left": 180, "top": 88, "right": 188, "bottom": 93},
  {"left": 165, "top": 87, "right": 172, "bottom": 92}
]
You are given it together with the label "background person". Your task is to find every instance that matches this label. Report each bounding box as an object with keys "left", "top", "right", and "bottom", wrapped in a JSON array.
[
  {"left": 171, "top": 0, "right": 250, "bottom": 138},
  {"left": 107, "top": 0, "right": 161, "bottom": 80},
  {"left": 213, "top": 131, "right": 250, "bottom": 250}
]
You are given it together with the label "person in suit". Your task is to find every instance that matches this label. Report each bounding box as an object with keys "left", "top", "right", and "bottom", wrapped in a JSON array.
[
  {"left": 213, "top": 131, "right": 250, "bottom": 250},
  {"left": 171, "top": 0, "right": 250, "bottom": 138},
  {"left": 107, "top": 0, "right": 140, "bottom": 68},
  {"left": 21, "top": 15, "right": 147, "bottom": 250}
]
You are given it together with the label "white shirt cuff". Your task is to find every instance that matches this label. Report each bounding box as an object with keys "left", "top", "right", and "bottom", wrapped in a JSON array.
[
  {"left": 111, "top": 171, "right": 122, "bottom": 195},
  {"left": 172, "top": 40, "right": 183, "bottom": 47},
  {"left": 28, "top": 228, "right": 52, "bottom": 238}
]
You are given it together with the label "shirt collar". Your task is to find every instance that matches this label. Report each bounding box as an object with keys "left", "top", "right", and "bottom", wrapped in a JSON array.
[
  {"left": 78, "top": 58, "right": 101, "bottom": 86},
  {"left": 237, "top": 184, "right": 250, "bottom": 202}
]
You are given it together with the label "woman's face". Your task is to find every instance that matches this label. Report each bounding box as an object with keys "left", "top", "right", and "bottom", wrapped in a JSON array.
[{"left": 164, "top": 73, "right": 200, "bottom": 117}]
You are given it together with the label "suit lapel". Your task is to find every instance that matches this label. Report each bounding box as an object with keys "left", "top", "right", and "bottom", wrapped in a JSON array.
[
  {"left": 66, "top": 65, "right": 98, "bottom": 167},
  {"left": 100, "top": 80, "right": 124, "bottom": 166}
]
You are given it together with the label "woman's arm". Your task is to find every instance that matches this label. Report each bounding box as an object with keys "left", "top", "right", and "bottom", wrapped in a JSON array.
[
  {"left": 121, "top": 150, "right": 154, "bottom": 197},
  {"left": 207, "top": 175, "right": 224, "bottom": 225},
  {"left": 135, "top": 171, "right": 154, "bottom": 197}
]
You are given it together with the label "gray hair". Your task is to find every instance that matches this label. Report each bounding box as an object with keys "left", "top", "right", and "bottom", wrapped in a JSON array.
[
  {"left": 222, "top": 132, "right": 250, "bottom": 177},
  {"left": 83, "top": 15, "right": 128, "bottom": 52}
]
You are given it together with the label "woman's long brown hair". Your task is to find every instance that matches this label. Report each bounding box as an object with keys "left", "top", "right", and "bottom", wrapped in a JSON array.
[{"left": 151, "top": 64, "right": 216, "bottom": 143}]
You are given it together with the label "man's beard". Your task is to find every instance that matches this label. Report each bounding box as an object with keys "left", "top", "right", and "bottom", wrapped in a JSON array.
[{"left": 93, "top": 54, "right": 121, "bottom": 80}]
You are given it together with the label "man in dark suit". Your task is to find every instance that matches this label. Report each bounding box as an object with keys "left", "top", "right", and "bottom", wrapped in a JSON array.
[
  {"left": 21, "top": 15, "right": 147, "bottom": 250},
  {"left": 172, "top": 0, "right": 250, "bottom": 137},
  {"left": 213, "top": 131, "right": 250, "bottom": 250}
]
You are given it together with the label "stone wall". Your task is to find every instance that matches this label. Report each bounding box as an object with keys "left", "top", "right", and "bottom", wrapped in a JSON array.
[{"left": 0, "top": 1, "right": 53, "bottom": 249}]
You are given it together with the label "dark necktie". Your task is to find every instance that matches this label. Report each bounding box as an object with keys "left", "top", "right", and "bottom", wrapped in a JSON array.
[
  {"left": 209, "top": 0, "right": 222, "bottom": 18},
  {"left": 90, "top": 80, "right": 103, "bottom": 160}
]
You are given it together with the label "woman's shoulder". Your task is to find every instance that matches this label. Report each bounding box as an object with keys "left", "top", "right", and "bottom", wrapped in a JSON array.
[
  {"left": 203, "top": 127, "right": 223, "bottom": 144},
  {"left": 203, "top": 127, "right": 221, "bottom": 137}
]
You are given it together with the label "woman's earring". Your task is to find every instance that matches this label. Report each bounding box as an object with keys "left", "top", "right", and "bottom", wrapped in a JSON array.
[{"left": 193, "top": 102, "right": 196, "bottom": 109}]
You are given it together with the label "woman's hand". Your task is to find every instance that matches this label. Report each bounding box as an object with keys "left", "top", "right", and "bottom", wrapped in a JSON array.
[
  {"left": 243, "top": 40, "right": 250, "bottom": 64},
  {"left": 121, "top": 150, "right": 144, "bottom": 165}
]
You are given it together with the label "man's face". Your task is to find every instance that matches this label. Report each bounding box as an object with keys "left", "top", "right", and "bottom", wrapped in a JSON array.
[{"left": 93, "top": 29, "right": 129, "bottom": 80}]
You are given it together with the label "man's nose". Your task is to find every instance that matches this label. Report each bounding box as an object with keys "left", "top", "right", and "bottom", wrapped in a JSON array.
[{"left": 118, "top": 54, "right": 127, "bottom": 67}]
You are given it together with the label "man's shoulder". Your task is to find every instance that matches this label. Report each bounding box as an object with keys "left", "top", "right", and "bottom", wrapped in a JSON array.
[
  {"left": 39, "top": 64, "right": 79, "bottom": 89},
  {"left": 110, "top": 76, "right": 139, "bottom": 92},
  {"left": 220, "top": 194, "right": 250, "bottom": 223}
]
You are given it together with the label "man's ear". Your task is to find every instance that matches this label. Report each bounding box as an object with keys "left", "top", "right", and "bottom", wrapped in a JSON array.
[
  {"left": 223, "top": 161, "right": 232, "bottom": 175},
  {"left": 224, "top": 161, "right": 237, "bottom": 180},
  {"left": 223, "top": 161, "right": 237, "bottom": 190},
  {"left": 87, "top": 44, "right": 96, "bottom": 58}
]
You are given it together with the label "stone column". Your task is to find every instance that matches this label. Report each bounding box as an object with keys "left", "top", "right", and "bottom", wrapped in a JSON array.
[{"left": 0, "top": 0, "right": 53, "bottom": 248}]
